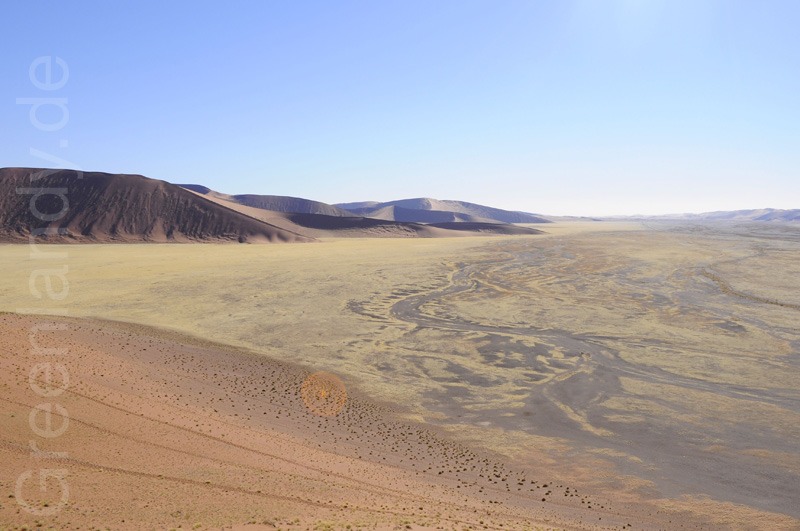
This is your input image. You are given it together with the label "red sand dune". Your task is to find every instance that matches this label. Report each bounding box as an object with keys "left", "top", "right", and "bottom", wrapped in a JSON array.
[{"left": 0, "top": 313, "right": 676, "bottom": 529}]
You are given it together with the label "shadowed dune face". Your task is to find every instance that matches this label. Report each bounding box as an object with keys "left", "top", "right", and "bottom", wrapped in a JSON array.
[
  {"left": 283, "top": 214, "right": 546, "bottom": 237},
  {"left": 0, "top": 168, "right": 313, "bottom": 243},
  {"left": 233, "top": 195, "right": 354, "bottom": 217},
  {"left": 425, "top": 222, "right": 545, "bottom": 234},
  {"left": 1, "top": 222, "right": 798, "bottom": 528},
  {"left": 348, "top": 204, "right": 498, "bottom": 223}
]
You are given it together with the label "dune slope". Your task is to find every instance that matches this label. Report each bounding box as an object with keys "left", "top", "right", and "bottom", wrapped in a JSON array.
[{"left": 0, "top": 313, "right": 654, "bottom": 529}]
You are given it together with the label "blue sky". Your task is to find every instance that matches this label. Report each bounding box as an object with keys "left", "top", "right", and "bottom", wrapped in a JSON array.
[{"left": 2, "top": 1, "right": 798, "bottom": 215}]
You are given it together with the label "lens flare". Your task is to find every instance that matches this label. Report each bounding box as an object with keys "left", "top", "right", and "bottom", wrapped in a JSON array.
[{"left": 300, "top": 371, "right": 347, "bottom": 417}]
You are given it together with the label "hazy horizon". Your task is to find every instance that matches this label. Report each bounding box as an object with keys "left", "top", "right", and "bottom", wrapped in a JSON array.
[{"left": 3, "top": 1, "right": 799, "bottom": 216}]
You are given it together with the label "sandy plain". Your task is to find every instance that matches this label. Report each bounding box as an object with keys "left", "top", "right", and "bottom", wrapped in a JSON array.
[{"left": 1, "top": 221, "right": 799, "bottom": 529}]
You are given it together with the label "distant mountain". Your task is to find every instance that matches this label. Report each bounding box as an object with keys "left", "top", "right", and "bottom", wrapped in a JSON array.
[
  {"left": 179, "top": 184, "right": 352, "bottom": 217},
  {"left": 691, "top": 209, "right": 800, "bottom": 222},
  {"left": 0, "top": 168, "right": 313, "bottom": 243},
  {"left": 618, "top": 208, "right": 800, "bottom": 222},
  {"left": 335, "top": 198, "right": 551, "bottom": 224},
  {"left": 752, "top": 209, "right": 800, "bottom": 222}
]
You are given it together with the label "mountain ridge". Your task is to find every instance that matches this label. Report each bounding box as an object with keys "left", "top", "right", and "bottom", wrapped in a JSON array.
[{"left": 609, "top": 208, "right": 800, "bottom": 222}]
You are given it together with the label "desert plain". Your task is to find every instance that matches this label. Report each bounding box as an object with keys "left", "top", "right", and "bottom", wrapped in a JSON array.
[{"left": 1, "top": 221, "right": 799, "bottom": 529}]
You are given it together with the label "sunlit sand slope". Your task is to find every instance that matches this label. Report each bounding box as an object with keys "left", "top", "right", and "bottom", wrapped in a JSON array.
[{"left": 1, "top": 313, "right": 659, "bottom": 529}]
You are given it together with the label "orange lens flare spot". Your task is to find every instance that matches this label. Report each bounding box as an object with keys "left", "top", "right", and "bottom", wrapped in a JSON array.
[{"left": 301, "top": 371, "right": 347, "bottom": 417}]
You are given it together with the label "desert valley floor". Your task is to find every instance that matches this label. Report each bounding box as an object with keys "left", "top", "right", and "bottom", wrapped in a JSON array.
[{"left": 1, "top": 221, "right": 799, "bottom": 530}]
